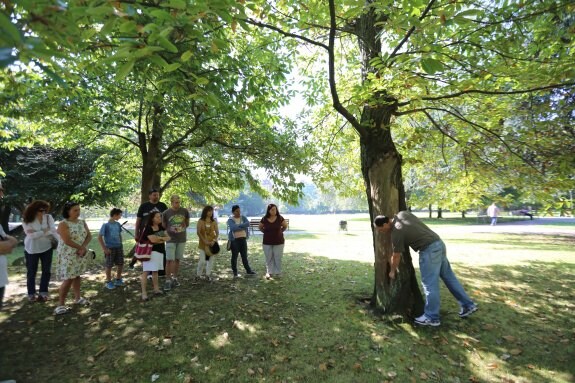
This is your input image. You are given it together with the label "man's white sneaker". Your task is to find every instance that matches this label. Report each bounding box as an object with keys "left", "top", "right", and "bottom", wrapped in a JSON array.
[{"left": 414, "top": 314, "right": 441, "bottom": 327}]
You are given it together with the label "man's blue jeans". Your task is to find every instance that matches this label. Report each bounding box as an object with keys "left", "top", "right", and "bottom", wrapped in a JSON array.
[{"left": 419, "top": 240, "right": 474, "bottom": 321}]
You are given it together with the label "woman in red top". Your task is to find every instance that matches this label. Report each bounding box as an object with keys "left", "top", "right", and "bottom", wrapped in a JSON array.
[{"left": 258, "top": 204, "right": 288, "bottom": 280}]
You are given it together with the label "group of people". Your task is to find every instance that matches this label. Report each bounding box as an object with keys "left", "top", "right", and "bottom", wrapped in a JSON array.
[
  {"left": 4, "top": 186, "right": 289, "bottom": 313},
  {"left": 99, "top": 195, "right": 289, "bottom": 303},
  {"left": 1, "top": 179, "right": 478, "bottom": 327}
]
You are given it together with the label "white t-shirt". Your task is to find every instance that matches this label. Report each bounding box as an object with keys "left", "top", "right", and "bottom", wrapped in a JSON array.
[{"left": 0, "top": 225, "right": 9, "bottom": 288}]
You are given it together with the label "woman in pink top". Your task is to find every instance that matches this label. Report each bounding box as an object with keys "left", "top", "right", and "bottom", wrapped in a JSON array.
[{"left": 258, "top": 204, "right": 288, "bottom": 280}]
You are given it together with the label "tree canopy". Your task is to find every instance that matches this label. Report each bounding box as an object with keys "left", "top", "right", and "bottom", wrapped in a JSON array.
[{"left": 1, "top": 0, "right": 313, "bottom": 205}]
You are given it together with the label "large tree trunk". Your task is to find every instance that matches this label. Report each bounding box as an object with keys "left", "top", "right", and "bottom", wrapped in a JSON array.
[
  {"left": 355, "top": 1, "right": 423, "bottom": 318},
  {"left": 0, "top": 203, "right": 10, "bottom": 233},
  {"left": 360, "top": 107, "right": 424, "bottom": 317},
  {"left": 139, "top": 101, "right": 165, "bottom": 203}
]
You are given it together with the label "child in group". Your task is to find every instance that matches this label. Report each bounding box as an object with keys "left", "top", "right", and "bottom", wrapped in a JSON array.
[{"left": 98, "top": 208, "right": 125, "bottom": 289}]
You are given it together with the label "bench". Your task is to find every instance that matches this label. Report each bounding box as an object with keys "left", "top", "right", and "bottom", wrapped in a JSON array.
[
  {"left": 510, "top": 210, "right": 534, "bottom": 220},
  {"left": 249, "top": 219, "right": 260, "bottom": 234},
  {"left": 248, "top": 218, "right": 290, "bottom": 234}
]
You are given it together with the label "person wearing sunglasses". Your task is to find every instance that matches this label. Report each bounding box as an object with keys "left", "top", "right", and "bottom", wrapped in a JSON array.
[{"left": 22, "top": 200, "right": 59, "bottom": 302}]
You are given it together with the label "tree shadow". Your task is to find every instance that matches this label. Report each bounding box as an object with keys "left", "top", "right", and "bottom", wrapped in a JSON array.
[{"left": 0, "top": 252, "right": 573, "bottom": 383}]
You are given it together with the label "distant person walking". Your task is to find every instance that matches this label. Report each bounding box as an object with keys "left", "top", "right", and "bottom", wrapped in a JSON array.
[
  {"left": 374, "top": 211, "right": 477, "bottom": 326},
  {"left": 487, "top": 202, "right": 500, "bottom": 226},
  {"left": 258, "top": 204, "right": 288, "bottom": 280},
  {"left": 22, "top": 200, "right": 58, "bottom": 302},
  {"left": 162, "top": 195, "right": 189, "bottom": 290},
  {"left": 98, "top": 208, "right": 125, "bottom": 290},
  {"left": 227, "top": 205, "right": 256, "bottom": 278},
  {"left": 196, "top": 205, "right": 219, "bottom": 280},
  {"left": 53, "top": 202, "right": 92, "bottom": 315},
  {"left": 0, "top": 180, "right": 19, "bottom": 309}
]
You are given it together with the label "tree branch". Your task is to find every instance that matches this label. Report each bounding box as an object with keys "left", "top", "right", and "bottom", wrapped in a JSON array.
[
  {"left": 396, "top": 82, "right": 575, "bottom": 107},
  {"left": 242, "top": 18, "right": 329, "bottom": 51},
  {"left": 388, "top": 0, "right": 436, "bottom": 62},
  {"left": 328, "top": 0, "right": 364, "bottom": 135}
]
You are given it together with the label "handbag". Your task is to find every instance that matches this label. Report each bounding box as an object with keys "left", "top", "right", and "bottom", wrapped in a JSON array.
[
  {"left": 49, "top": 236, "right": 58, "bottom": 249},
  {"left": 135, "top": 231, "right": 153, "bottom": 262},
  {"left": 45, "top": 215, "right": 58, "bottom": 249},
  {"left": 205, "top": 241, "right": 220, "bottom": 257}
]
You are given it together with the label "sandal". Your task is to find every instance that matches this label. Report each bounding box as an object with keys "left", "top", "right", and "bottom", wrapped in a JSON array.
[
  {"left": 74, "top": 297, "right": 90, "bottom": 305},
  {"left": 53, "top": 306, "right": 70, "bottom": 315},
  {"left": 141, "top": 295, "right": 149, "bottom": 302},
  {"left": 153, "top": 290, "right": 164, "bottom": 296}
]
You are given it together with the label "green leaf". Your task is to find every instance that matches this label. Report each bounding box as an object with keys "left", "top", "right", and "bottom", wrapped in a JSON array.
[
  {"left": 148, "top": 55, "right": 169, "bottom": 67},
  {"left": 149, "top": 9, "right": 173, "bottom": 21},
  {"left": 180, "top": 50, "right": 193, "bottom": 62},
  {"left": 116, "top": 60, "right": 135, "bottom": 80},
  {"left": 85, "top": 5, "right": 115, "bottom": 16},
  {"left": 164, "top": 63, "right": 181, "bottom": 72},
  {"left": 157, "top": 36, "right": 179, "bottom": 53},
  {"left": 0, "top": 12, "right": 21, "bottom": 44},
  {"left": 160, "top": 0, "right": 187, "bottom": 10},
  {"left": 420, "top": 58, "right": 444, "bottom": 74}
]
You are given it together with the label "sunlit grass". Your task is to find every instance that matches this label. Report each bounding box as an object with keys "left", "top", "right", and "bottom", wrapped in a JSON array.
[{"left": 1, "top": 216, "right": 574, "bottom": 382}]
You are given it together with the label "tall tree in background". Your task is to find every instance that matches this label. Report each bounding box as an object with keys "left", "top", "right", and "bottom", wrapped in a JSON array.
[
  {"left": 1, "top": 1, "right": 312, "bottom": 204},
  {"left": 248, "top": 0, "right": 575, "bottom": 316}
]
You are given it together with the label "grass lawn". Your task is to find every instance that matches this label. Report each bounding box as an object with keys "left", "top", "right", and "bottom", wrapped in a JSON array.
[{"left": 0, "top": 215, "right": 574, "bottom": 382}]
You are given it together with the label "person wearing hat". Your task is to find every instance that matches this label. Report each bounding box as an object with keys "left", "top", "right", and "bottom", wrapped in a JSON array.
[
  {"left": 227, "top": 205, "right": 256, "bottom": 278},
  {"left": 374, "top": 211, "right": 477, "bottom": 326},
  {"left": 0, "top": 180, "right": 19, "bottom": 309},
  {"left": 129, "top": 188, "right": 168, "bottom": 272}
]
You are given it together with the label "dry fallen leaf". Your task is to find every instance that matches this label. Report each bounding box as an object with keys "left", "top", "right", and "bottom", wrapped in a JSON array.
[
  {"left": 247, "top": 368, "right": 255, "bottom": 375},
  {"left": 420, "top": 372, "right": 428, "bottom": 380},
  {"left": 486, "top": 362, "right": 498, "bottom": 369},
  {"left": 502, "top": 335, "right": 517, "bottom": 342},
  {"left": 319, "top": 363, "right": 328, "bottom": 371},
  {"left": 353, "top": 363, "right": 362, "bottom": 371},
  {"left": 509, "top": 349, "right": 523, "bottom": 356}
]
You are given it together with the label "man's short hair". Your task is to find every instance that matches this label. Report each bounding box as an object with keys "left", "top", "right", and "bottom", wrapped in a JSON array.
[
  {"left": 231, "top": 205, "right": 240, "bottom": 212},
  {"left": 149, "top": 188, "right": 159, "bottom": 195},
  {"left": 373, "top": 215, "right": 389, "bottom": 227},
  {"left": 110, "top": 208, "right": 123, "bottom": 217}
]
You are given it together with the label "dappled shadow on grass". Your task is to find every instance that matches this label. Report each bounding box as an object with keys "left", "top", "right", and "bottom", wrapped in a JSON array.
[{"left": 0, "top": 249, "right": 573, "bottom": 383}]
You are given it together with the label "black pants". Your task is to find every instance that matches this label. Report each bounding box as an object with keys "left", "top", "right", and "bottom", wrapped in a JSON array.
[
  {"left": 25, "top": 249, "right": 53, "bottom": 296},
  {"left": 0, "top": 286, "right": 4, "bottom": 309},
  {"left": 230, "top": 238, "right": 252, "bottom": 275}
]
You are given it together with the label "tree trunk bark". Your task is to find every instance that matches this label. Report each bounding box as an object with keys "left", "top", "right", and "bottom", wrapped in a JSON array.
[
  {"left": 437, "top": 207, "right": 443, "bottom": 219},
  {"left": 0, "top": 203, "right": 10, "bottom": 233},
  {"left": 428, "top": 204, "right": 432, "bottom": 218},
  {"left": 360, "top": 107, "right": 424, "bottom": 317},
  {"left": 139, "top": 102, "right": 165, "bottom": 203},
  {"left": 354, "top": 2, "right": 423, "bottom": 318}
]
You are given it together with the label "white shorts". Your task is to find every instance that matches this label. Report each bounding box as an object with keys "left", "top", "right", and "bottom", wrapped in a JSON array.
[{"left": 142, "top": 251, "right": 164, "bottom": 272}]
